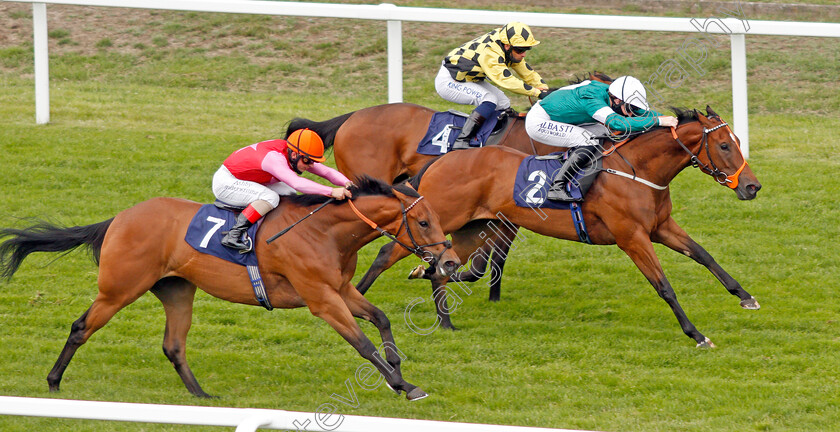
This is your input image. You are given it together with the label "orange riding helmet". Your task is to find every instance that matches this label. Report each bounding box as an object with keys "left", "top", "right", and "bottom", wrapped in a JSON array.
[{"left": 286, "top": 128, "right": 326, "bottom": 163}]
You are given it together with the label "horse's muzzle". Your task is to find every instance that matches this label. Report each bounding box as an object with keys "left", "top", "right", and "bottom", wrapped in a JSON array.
[
  {"left": 735, "top": 180, "right": 761, "bottom": 200},
  {"left": 435, "top": 249, "right": 461, "bottom": 277}
]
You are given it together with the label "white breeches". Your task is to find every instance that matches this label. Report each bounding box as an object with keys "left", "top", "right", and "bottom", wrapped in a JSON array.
[
  {"left": 525, "top": 102, "right": 599, "bottom": 148},
  {"left": 434, "top": 65, "right": 511, "bottom": 109},
  {"left": 212, "top": 165, "right": 295, "bottom": 208}
]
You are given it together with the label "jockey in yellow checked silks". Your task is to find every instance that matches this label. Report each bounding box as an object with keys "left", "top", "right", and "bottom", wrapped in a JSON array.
[{"left": 435, "top": 22, "right": 549, "bottom": 150}]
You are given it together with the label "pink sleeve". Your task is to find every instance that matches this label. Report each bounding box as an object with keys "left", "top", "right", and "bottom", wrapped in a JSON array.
[
  {"left": 307, "top": 163, "right": 352, "bottom": 186},
  {"left": 261, "top": 151, "right": 334, "bottom": 196}
]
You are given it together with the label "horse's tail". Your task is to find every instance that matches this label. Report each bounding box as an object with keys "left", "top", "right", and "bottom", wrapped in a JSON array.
[
  {"left": 0, "top": 218, "right": 113, "bottom": 280},
  {"left": 284, "top": 111, "right": 355, "bottom": 150}
]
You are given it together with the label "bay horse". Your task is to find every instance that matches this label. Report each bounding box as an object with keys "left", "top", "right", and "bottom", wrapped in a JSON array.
[
  {"left": 0, "top": 178, "right": 459, "bottom": 400},
  {"left": 355, "top": 107, "right": 762, "bottom": 347},
  {"left": 285, "top": 72, "right": 614, "bottom": 306}
]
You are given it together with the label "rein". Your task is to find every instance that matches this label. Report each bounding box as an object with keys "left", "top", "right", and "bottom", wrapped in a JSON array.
[
  {"left": 669, "top": 122, "right": 747, "bottom": 189},
  {"left": 347, "top": 197, "right": 450, "bottom": 263},
  {"left": 596, "top": 119, "right": 747, "bottom": 191},
  {"left": 265, "top": 198, "right": 335, "bottom": 244}
]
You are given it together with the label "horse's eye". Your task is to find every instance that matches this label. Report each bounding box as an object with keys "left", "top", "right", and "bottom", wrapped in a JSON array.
[
  {"left": 720, "top": 143, "right": 730, "bottom": 151},
  {"left": 418, "top": 220, "right": 429, "bottom": 228}
]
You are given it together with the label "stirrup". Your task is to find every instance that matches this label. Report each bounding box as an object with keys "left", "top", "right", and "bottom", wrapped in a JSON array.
[
  {"left": 450, "top": 138, "right": 471, "bottom": 150},
  {"left": 221, "top": 232, "right": 253, "bottom": 253},
  {"left": 546, "top": 183, "right": 581, "bottom": 202}
]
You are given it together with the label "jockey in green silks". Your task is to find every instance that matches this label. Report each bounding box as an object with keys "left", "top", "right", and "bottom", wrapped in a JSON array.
[{"left": 525, "top": 76, "right": 679, "bottom": 201}]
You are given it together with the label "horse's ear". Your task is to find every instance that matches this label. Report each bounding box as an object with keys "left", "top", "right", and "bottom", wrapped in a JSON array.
[
  {"left": 392, "top": 181, "right": 420, "bottom": 199},
  {"left": 705, "top": 105, "right": 719, "bottom": 118},
  {"left": 693, "top": 108, "right": 704, "bottom": 120}
]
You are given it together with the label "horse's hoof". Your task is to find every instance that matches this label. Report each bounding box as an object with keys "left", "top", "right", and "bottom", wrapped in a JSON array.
[
  {"left": 696, "top": 337, "right": 716, "bottom": 348},
  {"left": 385, "top": 382, "right": 401, "bottom": 396},
  {"left": 407, "top": 265, "right": 425, "bottom": 280},
  {"left": 740, "top": 297, "right": 760, "bottom": 310},
  {"left": 406, "top": 387, "right": 428, "bottom": 401}
]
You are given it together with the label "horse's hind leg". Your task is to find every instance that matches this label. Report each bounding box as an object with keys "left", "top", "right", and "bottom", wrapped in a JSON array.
[
  {"left": 150, "top": 277, "right": 211, "bottom": 398},
  {"left": 47, "top": 289, "right": 147, "bottom": 392},
  {"left": 652, "top": 217, "right": 759, "bottom": 309}
]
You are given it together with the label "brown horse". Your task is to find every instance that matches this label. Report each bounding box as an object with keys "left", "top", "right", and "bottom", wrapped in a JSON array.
[
  {"left": 284, "top": 104, "right": 542, "bottom": 303},
  {"left": 285, "top": 72, "right": 614, "bottom": 305},
  {"left": 0, "top": 178, "right": 459, "bottom": 400},
  {"left": 356, "top": 107, "right": 762, "bottom": 347}
]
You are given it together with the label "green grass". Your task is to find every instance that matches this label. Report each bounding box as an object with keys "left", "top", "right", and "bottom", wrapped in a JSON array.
[{"left": 1, "top": 1, "right": 839, "bottom": 431}]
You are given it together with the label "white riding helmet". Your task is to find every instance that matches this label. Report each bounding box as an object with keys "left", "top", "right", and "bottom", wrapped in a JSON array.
[{"left": 608, "top": 76, "right": 650, "bottom": 111}]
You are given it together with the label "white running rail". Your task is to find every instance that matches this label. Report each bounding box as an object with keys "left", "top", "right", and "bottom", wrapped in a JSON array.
[{"left": 0, "top": 396, "right": 601, "bottom": 432}]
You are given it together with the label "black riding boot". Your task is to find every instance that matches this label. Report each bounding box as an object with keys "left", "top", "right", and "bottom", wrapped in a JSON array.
[
  {"left": 221, "top": 213, "right": 254, "bottom": 252},
  {"left": 546, "top": 147, "right": 597, "bottom": 202},
  {"left": 451, "top": 111, "right": 486, "bottom": 150}
]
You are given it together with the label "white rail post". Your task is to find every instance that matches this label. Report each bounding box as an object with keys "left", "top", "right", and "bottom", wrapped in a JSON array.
[
  {"left": 382, "top": 3, "right": 402, "bottom": 103},
  {"left": 33, "top": 2, "right": 50, "bottom": 124},
  {"left": 730, "top": 33, "right": 748, "bottom": 159}
]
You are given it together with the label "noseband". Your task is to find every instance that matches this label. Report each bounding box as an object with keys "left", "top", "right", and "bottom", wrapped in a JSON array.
[
  {"left": 347, "top": 197, "right": 451, "bottom": 263},
  {"left": 670, "top": 121, "right": 747, "bottom": 189}
]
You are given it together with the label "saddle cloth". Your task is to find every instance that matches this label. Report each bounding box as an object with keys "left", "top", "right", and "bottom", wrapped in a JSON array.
[
  {"left": 512, "top": 152, "right": 602, "bottom": 210},
  {"left": 416, "top": 110, "right": 503, "bottom": 155},
  {"left": 184, "top": 204, "right": 259, "bottom": 266}
]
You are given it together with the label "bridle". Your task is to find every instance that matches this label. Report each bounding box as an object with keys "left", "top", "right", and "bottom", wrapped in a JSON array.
[
  {"left": 669, "top": 119, "right": 747, "bottom": 189},
  {"left": 347, "top": 196, "right": 451, "bottom": 263}
]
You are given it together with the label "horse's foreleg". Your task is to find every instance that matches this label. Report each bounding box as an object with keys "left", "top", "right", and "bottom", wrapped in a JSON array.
[
  {"left": 447, "top": 241, "right": 492, "bottom": 283},
  {"left": 617, "top": 232, "right": 712, "bottom": 347},
  {"left": 306, "top": 288, "right": 425, "bottom": 400},
  {"left": 430, "top": 274, "right": 458, "bottom": 331},
  {"left": 150, "top": 278, "right": 211, "bottom": 398},
  {"left": 447, "top": 222, "right": 519, "bottom": 302},
  {"left": 341, "top": 283, "right": 408, "bottom": 386},
  {"left": 652, "top": 217, "right": 759, "bottom": 309},
  {"left": 356, "top": 241, "right": 411, "bottom": 295}
]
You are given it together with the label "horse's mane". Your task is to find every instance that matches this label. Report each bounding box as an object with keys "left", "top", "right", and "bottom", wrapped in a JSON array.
[
  {"left": 671, "top": 107, "right": 700, "bottom": 125},
  {"left": 616, "top": 107, "right": 700, "bottom": 146},
  {"left": 537, "top": 71, "right": 616, "bottom": 102},
  {"left": 283, "top": 175, "right": 419, "bottom": 208},
  {"left": 568, "top": 71, "right": 615, "bottom": 86},
  {"left": 406, "top": 157, "right": 441, "bottom": 191}
]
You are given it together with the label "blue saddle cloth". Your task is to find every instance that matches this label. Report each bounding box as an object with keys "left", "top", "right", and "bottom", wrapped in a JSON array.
[
  {"left": 416, "top": 110, "right": 501, "bottom": 155},
  {"left": 184, "top": 204, "right": 259, "bottom": 266},
  {"left": 512, "top": 152, "right": 584, "bottom": 210}
]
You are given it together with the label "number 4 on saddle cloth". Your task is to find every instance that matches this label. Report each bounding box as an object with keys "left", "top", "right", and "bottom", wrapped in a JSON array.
[
  {"left": 512, "top": 152, "right": 603, "bottom": 244},
  {"left": 184, "top": 204, "right": 273, "bottom": 310},
  {"left": 416, "top": 109, "right": 514, "bottom": 155}
]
